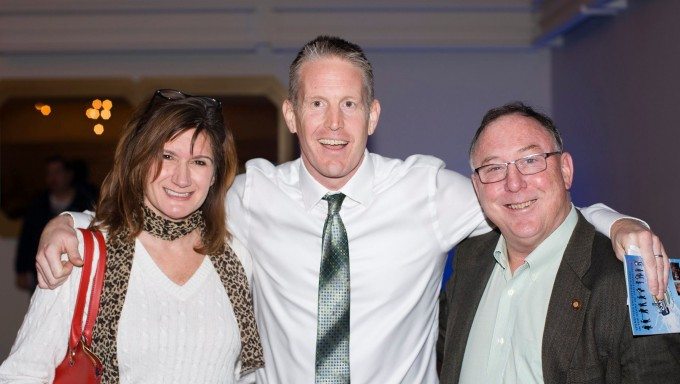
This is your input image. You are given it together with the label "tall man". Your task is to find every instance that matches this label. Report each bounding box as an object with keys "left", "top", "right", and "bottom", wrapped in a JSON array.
[
  {"left": 36, "top": 36, "right": 669, "bottom": 383},
  {"left": 438, "top": 103, "right": 680, "bottom": 383}
]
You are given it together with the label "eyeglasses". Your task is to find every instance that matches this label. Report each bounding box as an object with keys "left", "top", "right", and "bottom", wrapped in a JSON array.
[
  {"left": 474, "top": 151, "right": 562, "bottom": 184},
  {"left": 145, "top": 89, "right": 221, "bottom": 113}
]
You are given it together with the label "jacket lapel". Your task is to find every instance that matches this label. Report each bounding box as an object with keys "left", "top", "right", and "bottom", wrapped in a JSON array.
[
  {"left": 542, "top": 213, "right": 594, "bottom": 381},
  {"left": 446, "top": 232, "right": 499, "bottom": 379}
]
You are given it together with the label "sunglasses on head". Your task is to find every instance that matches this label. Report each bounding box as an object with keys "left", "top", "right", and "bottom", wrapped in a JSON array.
[
  {"left": 136, "top": 89, "right": 223, "bottom": 133},
  {"left": 145, "top": 89, "right": 222, "bottom": 113},
  {"left": 154, "top": 89, "right": 221, "bottom": 106}
]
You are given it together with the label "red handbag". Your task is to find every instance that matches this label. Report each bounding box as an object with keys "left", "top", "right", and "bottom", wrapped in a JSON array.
[{"left": 54, "top": 228, "right": 107, "bottom": 383}]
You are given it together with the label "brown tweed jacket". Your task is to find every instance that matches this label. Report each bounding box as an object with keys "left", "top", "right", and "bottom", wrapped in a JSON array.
[{"left": 437, "top": 213, "right": 680, "bottom": 383}]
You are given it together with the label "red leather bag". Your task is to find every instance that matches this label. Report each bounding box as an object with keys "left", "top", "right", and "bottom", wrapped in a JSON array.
[{"left": 54, "top": 229, "right": 107, "bottom": 384}]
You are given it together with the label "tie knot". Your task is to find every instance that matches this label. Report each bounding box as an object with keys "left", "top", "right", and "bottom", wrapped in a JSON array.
[{"left": 323, "top": 193, "right": 345, "bottom": 215}]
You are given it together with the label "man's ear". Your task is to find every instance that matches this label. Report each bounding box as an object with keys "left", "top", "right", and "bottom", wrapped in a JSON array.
[
  {"left": 282, "top": 99, "right": 297, "bottom": 134},
  {"left": 367, "top": 99, "right": 381, "bottom": 136},
  {"left": 560, "top": 152, "right": 574, "bottom": 190}
]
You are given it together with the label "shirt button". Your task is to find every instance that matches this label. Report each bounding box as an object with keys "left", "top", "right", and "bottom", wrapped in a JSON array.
[
  {"left": 508, "top": 289, "right": 515, "bottom": 296},
  {"left": 498, "top": 337, "right": 505, "bottom": 345}
]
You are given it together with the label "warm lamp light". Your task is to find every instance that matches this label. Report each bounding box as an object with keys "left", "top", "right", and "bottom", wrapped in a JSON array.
[
  {"left": 94, "top": 124, "right": 104, "bottom": 135},
  {"left": 102, "top": 99, "right": 113, "bottom": 110},
  {"left": 92, "top": 99, "right": 102, "bottom": 109},
  {"left": 86, "top": 108, "right": 100, "bottom": 119},
  {"left": 40, "top": 105, "right": 51, "bottom": 116},
  {"left": 101, "top": 109, "right": 111, "bottom": 120}
]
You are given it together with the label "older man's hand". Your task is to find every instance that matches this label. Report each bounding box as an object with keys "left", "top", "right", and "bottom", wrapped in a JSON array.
[
  {"left": 610, "top": 218, "right": 668, "bottom": 300},
  {"left": 35, "top": 215, "right": 82, "bottom": 289}
]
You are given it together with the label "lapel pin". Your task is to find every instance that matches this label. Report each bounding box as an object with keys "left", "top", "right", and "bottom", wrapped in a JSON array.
[{"left": 571, "top": 298, "right": 581, "bottom": 310}]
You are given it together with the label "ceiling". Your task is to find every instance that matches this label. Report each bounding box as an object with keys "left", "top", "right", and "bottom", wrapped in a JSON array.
[{"left": 0, "top": 0, "right": 628, "bottom": 54}]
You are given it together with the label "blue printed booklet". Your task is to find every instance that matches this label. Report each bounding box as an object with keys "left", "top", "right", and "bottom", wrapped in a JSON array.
[{"left": 624, "top": 255, "right": 680, "bottom": 335}]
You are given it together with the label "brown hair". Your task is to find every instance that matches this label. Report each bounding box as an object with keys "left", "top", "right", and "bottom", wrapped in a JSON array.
[
  {"left": 93, "top": 93, "right": 237, "bottom": 255},
  {"left": 469, "top": 101, "right": 564, "bottom": 169},
  {"left": 289, "top": 35, "right": 375, "bottom": 110}
]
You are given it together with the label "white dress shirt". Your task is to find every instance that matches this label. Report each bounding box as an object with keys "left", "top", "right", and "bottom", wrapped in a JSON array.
[{"left": 227, "top": 152, "right": 623, "bottom": 384}]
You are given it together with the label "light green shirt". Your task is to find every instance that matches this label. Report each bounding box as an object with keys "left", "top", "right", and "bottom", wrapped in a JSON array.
[{"left": 459, "top": 206, "right": 578, "bottom": 384}]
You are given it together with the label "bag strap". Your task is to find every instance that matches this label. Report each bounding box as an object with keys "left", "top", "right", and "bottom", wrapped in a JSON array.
[
  {"left": 68, "top": 229, "right": 107, "bottom": 349},
  {"left": 83, "top": 230, "right": 107, "bottom": 344}
]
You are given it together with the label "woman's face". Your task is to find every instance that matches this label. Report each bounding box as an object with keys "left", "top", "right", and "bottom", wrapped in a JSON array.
[{"left": 144, "top": 128, "right": 215, "bottom": 221}]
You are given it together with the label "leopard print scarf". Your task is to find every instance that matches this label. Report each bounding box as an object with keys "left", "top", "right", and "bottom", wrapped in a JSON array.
[
  {"left": 142, "top": 205, "right": 203, "bottom": 240},
  {"left": 91, "top": 206, "right": 264, "bottom": 383}
]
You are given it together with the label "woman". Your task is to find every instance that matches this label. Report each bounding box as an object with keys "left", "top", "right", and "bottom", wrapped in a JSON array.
[{"left": 0, "top": 90, "right": 263, "bottom": 383}]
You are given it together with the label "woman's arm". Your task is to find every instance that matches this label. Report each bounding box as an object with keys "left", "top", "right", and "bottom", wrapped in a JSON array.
[{"left": 0, "top": 231, "right": 91, "bottom": 383}]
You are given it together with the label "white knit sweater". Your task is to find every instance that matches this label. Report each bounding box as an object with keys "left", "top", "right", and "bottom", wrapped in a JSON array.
[{"left": 0, "top": 233, "right": 255, "bottom": 384}]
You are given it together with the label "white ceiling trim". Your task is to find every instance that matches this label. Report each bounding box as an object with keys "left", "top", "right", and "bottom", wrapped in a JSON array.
[{"left": 0, "top": 0, "right": 627, "bottom": 54}]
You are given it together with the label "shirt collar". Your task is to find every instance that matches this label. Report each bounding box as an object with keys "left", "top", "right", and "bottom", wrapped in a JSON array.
[
  {"left": 493, "top": 204, "right": 578, "bottom": 274},
  {"left": 298, "top": 150, "right": 375, "bottom": 211}
]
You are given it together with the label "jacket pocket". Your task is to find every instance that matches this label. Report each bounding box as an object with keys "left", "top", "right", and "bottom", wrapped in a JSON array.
[{"left": 565, "top": 364, "right": 605, "bottom": 384}]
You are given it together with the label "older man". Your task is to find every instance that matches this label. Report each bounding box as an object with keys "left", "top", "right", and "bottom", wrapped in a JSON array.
[
  {"left": 438, "top": 102, "right": 680, "bottom": 383},
  {"left": 37, "top": 38, "right": 668, "bottom": 383}
]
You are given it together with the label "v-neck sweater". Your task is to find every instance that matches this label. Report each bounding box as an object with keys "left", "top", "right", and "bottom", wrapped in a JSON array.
[{"left": 0, "top": 235, "right": 252, "bottom": 384}]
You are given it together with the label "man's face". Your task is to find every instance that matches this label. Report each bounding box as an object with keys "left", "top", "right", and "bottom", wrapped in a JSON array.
[
  {"left": 471, "top": 114, "right": 574, "bottom": 252},
  {"left": 283, "top": 56, "right": 380, "bottom": 190},
  {"left": 45, "top": 161, "right": 72, "bottom": 194}
]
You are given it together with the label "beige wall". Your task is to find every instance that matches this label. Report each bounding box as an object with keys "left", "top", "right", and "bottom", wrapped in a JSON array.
[{"left": 0, "top": 237, "right": 30, "bottom": 359}]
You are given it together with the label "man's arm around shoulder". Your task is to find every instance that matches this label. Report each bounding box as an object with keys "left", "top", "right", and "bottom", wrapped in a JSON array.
[{"left": 35, "top": 211, "right": 93, "bottom": 289}]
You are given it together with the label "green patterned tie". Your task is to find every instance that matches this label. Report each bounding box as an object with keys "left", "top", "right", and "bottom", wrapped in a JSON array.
[{"left": 315, "top": 193, "right": 350, "bottom": 384}]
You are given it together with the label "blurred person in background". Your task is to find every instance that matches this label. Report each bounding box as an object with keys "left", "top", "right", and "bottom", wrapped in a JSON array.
[
  {"left": 14, "top": 156, "right": 95, "bottom": 292},
  {"left": 71, "top": 158, "right": 100, "bottom": 205}
]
